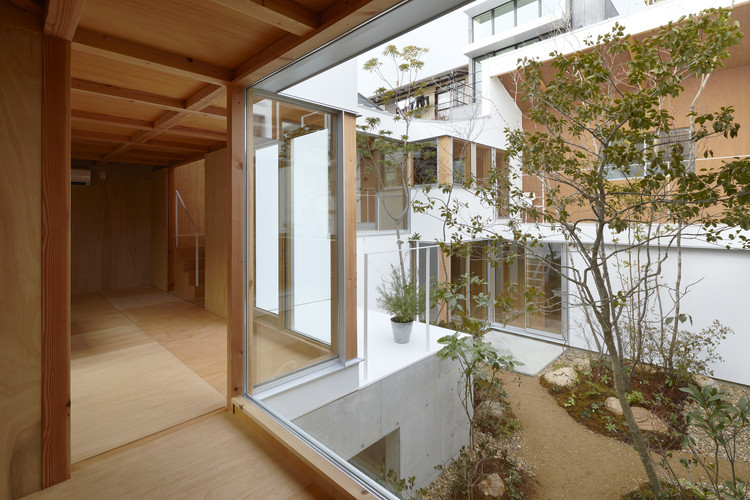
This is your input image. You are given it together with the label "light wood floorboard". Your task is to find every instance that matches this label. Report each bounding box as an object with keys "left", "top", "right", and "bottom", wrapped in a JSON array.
[
  {"left": 70, "top": 289, "right": 228, "bottom": 462},
  {"left": 25, "top": 412, "right": 332, "bottom": 499}
]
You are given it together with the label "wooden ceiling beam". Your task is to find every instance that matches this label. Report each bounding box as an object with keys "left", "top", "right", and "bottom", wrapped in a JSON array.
[
  {"left": 209, "top": 0, "right": 319, "bottom": 36},
  {"left": 44, "top": 0, "right": 84, "bottom": 40},
  {"left": 70, "top": 110, "right": 226, "bottom": 141},
  {"left": 71, "top": 110, "right": 152, "bottom": 130},
  {"left": 72, "top": 130, "right": 212, "bottom": 153},
  {"left": 71, "top": 152, "right": 173, "bottom": 166},
  {"left": 71, "top": 78, "right": 227, "bottom": 119},
  {"left": 185, "top": 84, "right": 226, "bottom": 110},
  {"left": 73, "top": 28, "right": 233, "bottom": 85}
]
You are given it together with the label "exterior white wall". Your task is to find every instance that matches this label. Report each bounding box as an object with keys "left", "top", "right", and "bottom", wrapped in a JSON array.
[
  {"left": 562, "top": 240, "right": 750, "bottom": 386},
  {"left": 283, "top": 58, "right": 360, "bottom": 112}
]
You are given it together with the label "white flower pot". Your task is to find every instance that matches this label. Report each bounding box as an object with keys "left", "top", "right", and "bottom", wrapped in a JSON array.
[{"left": 390, "top": 318, "right": 413, "bottom": 344}]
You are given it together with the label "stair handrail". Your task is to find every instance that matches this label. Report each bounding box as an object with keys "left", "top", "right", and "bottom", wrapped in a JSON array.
[{"left": 175, "top": 189, "right": 200, "bottom": 287}]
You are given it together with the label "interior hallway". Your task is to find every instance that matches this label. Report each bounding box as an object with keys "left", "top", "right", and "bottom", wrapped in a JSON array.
[{"left": 70, "top": 287, "right": 227, "bottom": 463}]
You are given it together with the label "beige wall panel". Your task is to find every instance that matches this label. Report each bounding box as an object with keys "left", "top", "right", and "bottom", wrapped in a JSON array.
[
  {"left": 71, "top": 164, "right": 153, "bottom": 294},
  {"left": 151, "top": 168, "right": 168, "bottom": 291},
  {"left": 0, "top": 24, "right": 43, "bottom": 499},
  {"left": 437, "top": 135, "right": 452, "bottom": 185},
  {"left": 205, "top": 148, "right": 228, "bottom": 318}
]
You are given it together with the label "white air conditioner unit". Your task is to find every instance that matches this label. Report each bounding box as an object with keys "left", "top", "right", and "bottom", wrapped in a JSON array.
[{"left": 71, "top": 168, "right": 91, "bottom": 186}]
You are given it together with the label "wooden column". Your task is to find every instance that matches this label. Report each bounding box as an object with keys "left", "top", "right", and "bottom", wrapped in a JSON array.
[
  {"left": 41, "top": 34, "right": 71, "bottom": 488},
  {"left": 438, "top": 135, "right": 452, "bottom": 185},
  {"left": 343, "top": 113, "right": 358, "bottom": 360},
  {"left": 227, "top": 84, "right": 245, "bottom": 399}
]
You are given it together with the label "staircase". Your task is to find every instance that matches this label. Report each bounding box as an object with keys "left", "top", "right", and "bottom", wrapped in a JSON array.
[{"left": 173, "top": 234, "right": 205, "bottom": 304}]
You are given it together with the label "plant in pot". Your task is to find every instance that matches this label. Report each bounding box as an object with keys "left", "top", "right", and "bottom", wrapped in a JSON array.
[{"left": 376, "top": 265, "right": 424, "bottom": 344}]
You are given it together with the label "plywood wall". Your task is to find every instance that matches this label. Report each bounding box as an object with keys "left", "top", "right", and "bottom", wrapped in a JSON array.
[
  {"left": 173, "top": 159, "right": 205, "bottom": 237},
  {"left": 71, "top": 164, "right": 152, "bottom": 294},
  {"left": 0, "top": 23, "right": 43, "bottom": 499},
  {"left": 151, "top": 168, "right": 168, "bottom": 291},
  {"left": 205, "top": 149, "right": 228, "bottom": 318}
]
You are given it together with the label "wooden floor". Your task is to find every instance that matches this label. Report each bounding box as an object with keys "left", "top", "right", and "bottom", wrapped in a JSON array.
[
  {"left": 24, "top": 411, "right": 331, "bottom": 499},
  {"left": 70, "top": 288, "right": 228, "bottom": 462}
]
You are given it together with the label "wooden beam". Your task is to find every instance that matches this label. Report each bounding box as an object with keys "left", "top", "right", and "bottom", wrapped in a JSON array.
[
  {"left": 185, "top": 84, "right": 226, "bottom": 110},
  {"left": 233, "top": 0, "right": 401, "bottom": 86},
  {"left": 72, "top": 130, "right": 212, "bottom": 153},
  {"left": 71, "top": 78, "right": 227, "bottom": 119},
  {"left": 209, "top": 0, "right": 319, "bottom": 36},
  {"left": 43, "top": 0, "right": 84, "bottom": 40},
  {"left": 42, "top": 34, "right": 71, "bottom": 488},
  {"left": 71, "top": 110, "right": 152, "bottom": 130},
  {"left": 71, "top": 152, "right": 173, "bottom": 166},
  {"left": 73, "top": 29, "right": 233, "bottom": 85},
  {"left": 70, "top": 110, "right": 226, "bottom": 141},
  {"left": 228, "top": 84, "right": 245, "bottom": 399}
]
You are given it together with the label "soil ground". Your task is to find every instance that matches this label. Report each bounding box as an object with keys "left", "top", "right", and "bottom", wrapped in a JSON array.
[{"left": 499, "top": 371, "right": 750, "bottom": 499}]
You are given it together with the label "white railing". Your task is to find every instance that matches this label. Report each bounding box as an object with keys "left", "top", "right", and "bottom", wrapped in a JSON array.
[
  {"left": 361, "top": 244, "right": 445, "bottom": 382},
  {"left": 175, "top": 189, "right": 200, "bottom": 287}
]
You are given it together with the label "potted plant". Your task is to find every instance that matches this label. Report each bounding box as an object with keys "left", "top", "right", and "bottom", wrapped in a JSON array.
[{"left": 376, "top": 266, "right": 424, "bottom": 343}]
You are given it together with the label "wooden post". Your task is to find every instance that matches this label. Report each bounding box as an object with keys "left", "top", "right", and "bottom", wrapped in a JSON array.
[
  {"left": 227, "top": 84, "right": 245, "bottom": 399},
  {"left": 41, "top": 34, "right": 71, "bottom": 488},
  {"left": 343, "top": 113, "right": 358, "bottom": 360}
]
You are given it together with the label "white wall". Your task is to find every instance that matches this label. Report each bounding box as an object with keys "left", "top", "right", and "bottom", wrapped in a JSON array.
[
  {"left": 564, "top": 241, "right": 750, "bottom": 386},
  {"left": 283, "top": 58, "right": 360, "bottom": 112}
]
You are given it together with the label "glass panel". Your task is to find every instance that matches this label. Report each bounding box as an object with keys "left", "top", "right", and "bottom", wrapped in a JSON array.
[
  {"left": 526, "top": 243, "right": 562, "bottom": 334},
  {"left": 541, "top": 0, "right": 559, "bottom": 15},
  {"left": 517, "top": 0, "right": 540, "bottom": 25},
  {"left": 473, "top": 11, "right": 493, "bottom": 42},
  {"left": 452, "top": 139, "right": 470, "bottom": 184},
  {"left": 475, "top": 144, "right": 491, "bottom": 185},
  {"left": 494, "top": 243, "right": 526, "bottom": 328},
  {"left": 251, "top": 94, "right": 338, "bottom": 386},
  {"left": 468, "top": 242, "right": 488, "bottom": 320},
  {"left": 495, "top": 149, "right": 508, "bottom": 216},
  {"left": 413, "top": 141, "right": 438, "bottom": 185},
  {"left": 358, "top": 136, "right": 408, "bottom": 231},
  {"left": 493, "top": 1, "right": 515, "bottom": 31}
]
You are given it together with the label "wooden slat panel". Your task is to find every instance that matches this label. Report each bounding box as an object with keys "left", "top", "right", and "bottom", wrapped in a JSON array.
[
  {"left": 42, "top": 34, "right": 71, "bottom": 488},
  {"left": 228, "top": 85, "right": 245, "bottom": 399},
  {"left": 205, "top": 148, "right": 229, "bottom": 319},
  {"left": 0, "top": 23, "right": 44, "bottom": 499}
]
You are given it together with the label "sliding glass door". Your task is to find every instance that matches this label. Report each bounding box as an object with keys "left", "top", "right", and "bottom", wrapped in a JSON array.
[{"left": 251, "top": 93, "right": 339, "bottom": 387}]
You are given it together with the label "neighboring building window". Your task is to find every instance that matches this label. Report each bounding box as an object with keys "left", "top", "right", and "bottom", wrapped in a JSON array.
[
  {"left": 605, "top": 128, "right": 694, "bottom": 180},
  {"left": 471, "top": 0, "right": 561, "bottom": 43},
  {"left": 357, "top": 135, "right": 409, "bottom": 231},
  {"left": 413, "top": 141, "right": 438, "bottom": 185}
]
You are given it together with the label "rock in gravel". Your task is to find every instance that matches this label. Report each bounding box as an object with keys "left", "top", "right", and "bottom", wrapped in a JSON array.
[
  {"left": 571, "top": 357, "right": 591, "bottom": 372},
  {"left": 476, "top": 400, "right": 506, "bottom": 421},
  {"left": 693, "top": 374, "right": 719, "bottom": 390},
  {"left": 605, "top": 399, "right": 670, "bottom": 434},
  {"left": 479, "top": 473, "right": 506, "bottom": 498},
  {"left": 543, "top": 367, "right": 578, "bottom": 387},
  {"left": 605, "top": 396, "right": 623, "bottom": 415},
  {"left": 631, "top": 407, "right": 669, "bottom": 434}
]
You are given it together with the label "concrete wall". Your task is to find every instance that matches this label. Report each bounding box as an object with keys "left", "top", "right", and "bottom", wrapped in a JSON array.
[{"left": 293, "top": 355, "right": 467, "bottom": 489}]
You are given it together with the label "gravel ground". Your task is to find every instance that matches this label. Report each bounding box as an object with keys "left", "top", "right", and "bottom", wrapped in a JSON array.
[{"left": 540, "top": 348, "right": 750, "bottom": 463}]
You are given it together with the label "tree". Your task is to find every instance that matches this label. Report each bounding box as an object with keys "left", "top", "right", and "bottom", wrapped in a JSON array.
[
  {"left": 358, "top": 45, "right": 433, "bottom": 282},
  {"left": 422, "top": 8, "right": 750, "bottom": 497}
]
